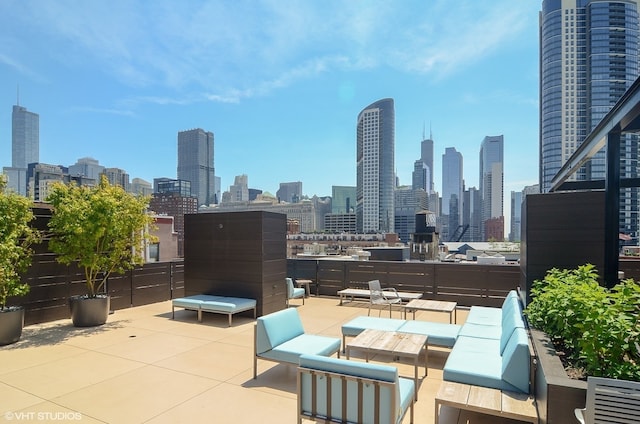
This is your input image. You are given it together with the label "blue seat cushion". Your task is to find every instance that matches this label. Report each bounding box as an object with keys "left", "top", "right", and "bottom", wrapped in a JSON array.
[
  {"left": 341, "top": 316, "right": 405, "bottom": 337},
  {"left": 443, "top": 347, "right": 513, "bottom": 391},
  {"left": 501, "top": 328, "right": 530, "bottom": 393},
  {"left": 465, "top": 306, "right": 502, "bottom": 326},
  {"left": 261, "top": 334, "right": 341, "bottom": 364},
  {"left": 443, "top": 331, "right": 530, "bottom": 394},
  {"left": 172, "top": 295, "right": 225, "bottom": 309},
  {"left": 255, "top": 308, "right": 305, "bottom": 354},
  {"left": 201, "top": 296, "right": 256, "bottom": 313},
  {"left": 457, "top": 322, "right": 502, "bottom": 340},
  {"left": 291, "top": 287, "right": 305, "bottom": 298},
  {"left": 398, "top": 320, "right": 461, "bottom": 348}
]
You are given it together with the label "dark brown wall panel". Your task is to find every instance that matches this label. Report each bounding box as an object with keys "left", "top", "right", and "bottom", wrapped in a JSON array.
[
  {"left": 521, "top": 191, "right": 605, "bottom": 301},
  {"left": 184, "top": 211, "right": 287, "bottom": 316}
]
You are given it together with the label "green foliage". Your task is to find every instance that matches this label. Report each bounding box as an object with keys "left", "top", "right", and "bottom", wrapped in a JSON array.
[
  {"left": 47, "top": 176, "right": 155, "bottom": 297},
  {"left": 525, "top": 264, "right": 640, "bottom": 381},
  {"left": 0, "top": 176, "right": 39, "bottom": 309}
]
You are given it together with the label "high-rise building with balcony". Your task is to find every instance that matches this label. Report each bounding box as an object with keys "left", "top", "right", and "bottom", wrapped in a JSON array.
[
  {"left": 177, "top": 128, "right": 215, "bottom": 207},
  {"left": 3, "top": 104, "right": 39, "bottom": 195},
  {"left": 356, "top": 98, "right": 395, "bottom": 233},
  {"left": 480, "top": 135, "right": 504, "bottom": 240},
  {"left": 540, "top": 0, "right": 640, "bottom": 239}
]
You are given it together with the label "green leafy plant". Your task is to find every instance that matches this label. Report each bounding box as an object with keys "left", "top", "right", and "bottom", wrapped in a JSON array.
[
  {"left": 47, "top": 176, "right": 156, "bottom": 298},
  {"left": 0, "top": 176, "right": 40, "bottom": 310},
  {"left": 525, "top": 264, "right": 640, "bottom": 381}
]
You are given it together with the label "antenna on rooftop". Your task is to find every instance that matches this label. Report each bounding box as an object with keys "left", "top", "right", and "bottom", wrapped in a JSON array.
[
  {"left": 430, "top": 121, "right": 433, "bottom": 140},
  {"left": 16, "top": 84, "right": 19, "bottom": 106},
  {"left": 422, "top": 122, "right": 426, "bottom": 141}
]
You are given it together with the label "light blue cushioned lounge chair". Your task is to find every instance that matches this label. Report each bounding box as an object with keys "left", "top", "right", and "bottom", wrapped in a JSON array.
[{"left": 286, "top": 277, "right": 305, "bottom": 306}]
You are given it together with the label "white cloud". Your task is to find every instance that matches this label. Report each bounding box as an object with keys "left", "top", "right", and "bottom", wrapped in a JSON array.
[{"left": 3, "top": 1, "right": 537, "bottom": 102}]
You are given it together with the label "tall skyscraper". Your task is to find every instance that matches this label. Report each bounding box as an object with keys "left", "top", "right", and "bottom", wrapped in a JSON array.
[
  {"left": 441, "top": 147, "right": 463, "bottom": 241},
  {"left": 412, "top": 160, "right": 429, "bottom": 192},
  {"left": 177, "top": 128, "right": 215, "bottom": 207},
  {"left": 421, "top": 135, "right": 434, "bottom": 193},
  {"left": 540, "top": 0, "right": 640, "bottom": 238},
  {"left": 356, "top": 98, "right": 395, "bottom": 233},
  {"left": 12, "top": 104, "right": 39, "bottom": 169},
  {"left": 463, "top": 186, "right": 482, "bottom": 242},
  {"left": 479, "top": 135, "right": 504, "bottom": 240},
  {"left": 3, "top": 103, "right": 39, "bottom": 195}
]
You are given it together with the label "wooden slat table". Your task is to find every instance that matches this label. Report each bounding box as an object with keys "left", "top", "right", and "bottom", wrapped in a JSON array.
[
  {"left": 345, "top": 328, "right": 428, "bottom": 400},
  {"left": 337, "top": 288, "right": 422, "bottom": 305},
  {"left": 403, "top": 299, "right": 458, "bottom": 323},
  {"left": 435, "top": 381, "right": 538, "bottom": 423},
  {"left": 294, "top": 279, "right": 313, "bottom": 297}
]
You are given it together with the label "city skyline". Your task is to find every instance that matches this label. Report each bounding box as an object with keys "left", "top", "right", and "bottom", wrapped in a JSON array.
[{"left": 0, "top": 1, "right": 540, "bottom": 199}]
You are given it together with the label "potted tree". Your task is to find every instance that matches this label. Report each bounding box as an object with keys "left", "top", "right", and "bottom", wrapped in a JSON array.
[
  {"left": 47, "top": 176, "right": 155, "bottom": 327},
  {"left": 0, "top": 176, "right": 39, "bottom": 345}
]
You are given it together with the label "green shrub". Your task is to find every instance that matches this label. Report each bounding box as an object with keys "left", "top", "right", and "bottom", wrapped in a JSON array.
[{"left": 525, "top": 264, "right": 640, "bottom": 381}]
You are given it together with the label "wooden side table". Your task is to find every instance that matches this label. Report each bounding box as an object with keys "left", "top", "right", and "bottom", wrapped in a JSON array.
[{"left": 295, "top": 279, "right": 312, "bottom": 297}]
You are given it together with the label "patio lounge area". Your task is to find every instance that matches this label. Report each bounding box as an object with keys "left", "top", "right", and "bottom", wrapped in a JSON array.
[{"left": 0, "top": 296, "right": 536, "bottom": 423}]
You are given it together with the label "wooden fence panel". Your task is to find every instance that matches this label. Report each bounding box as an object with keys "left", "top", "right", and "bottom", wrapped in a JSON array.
[{"left": 132, "top": 263, "right": 172, "bottom": 307}]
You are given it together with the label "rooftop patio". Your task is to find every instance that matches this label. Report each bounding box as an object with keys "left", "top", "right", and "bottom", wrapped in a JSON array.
[{"left": 0, "top": 296, "right": 535, "bottom": 423}]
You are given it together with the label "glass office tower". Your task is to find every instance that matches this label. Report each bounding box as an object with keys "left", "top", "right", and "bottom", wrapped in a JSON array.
[
  {"left": 540, "top": 0, "right": 640, "bottom": 239},
  {"left": 177, "top": 128, "right": 215, "bottom": 207}
]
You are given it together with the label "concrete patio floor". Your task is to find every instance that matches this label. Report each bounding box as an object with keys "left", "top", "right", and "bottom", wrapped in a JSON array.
[{"left": 0, "top": 296, "right": 536, "bottom": 423}]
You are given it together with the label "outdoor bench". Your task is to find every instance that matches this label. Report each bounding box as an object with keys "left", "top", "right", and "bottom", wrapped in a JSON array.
[
  {"left": 297, "top": 353, "right": 415, "bottom": 424},
  {"left": 171, "top": 294, "right": 257, "bottom": 327}
]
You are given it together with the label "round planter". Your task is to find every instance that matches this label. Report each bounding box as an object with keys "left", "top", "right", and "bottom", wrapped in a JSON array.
[
  {"left": 0, "top": 307, "right": 25, "bottom": 346},
  {"left": 69, "top": 295, "right": 110, "bottom": 327}
]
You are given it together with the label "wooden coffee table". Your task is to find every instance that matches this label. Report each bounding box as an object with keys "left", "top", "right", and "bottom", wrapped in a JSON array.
[
  {"left": 403, "top": 299, "right": 457, "bottom": 323},
  {"left": 345, "top": 328, "right": 428, "bottom": 400}
]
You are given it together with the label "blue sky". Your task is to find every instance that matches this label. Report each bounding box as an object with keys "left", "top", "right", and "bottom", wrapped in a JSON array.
[{"left": 0, "top": 0, "right": 540, "bottom": 200}]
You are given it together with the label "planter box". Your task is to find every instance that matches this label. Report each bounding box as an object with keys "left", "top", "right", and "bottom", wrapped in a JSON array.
[{"left": 530, "top": 328, "right": 587, "bottom": 424}]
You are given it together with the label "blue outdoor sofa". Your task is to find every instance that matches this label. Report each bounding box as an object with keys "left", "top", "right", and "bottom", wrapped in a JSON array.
[{"left": 341, "top": 289, "right": 532, "bottom": 394}]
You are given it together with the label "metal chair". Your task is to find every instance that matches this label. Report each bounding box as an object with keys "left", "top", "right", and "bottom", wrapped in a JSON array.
[
  {"left": 368, "top": 279, "right": 402, "bottom": 318},
  {"left": 575, "top": 376, "right": 640, "bottom": 423}
]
